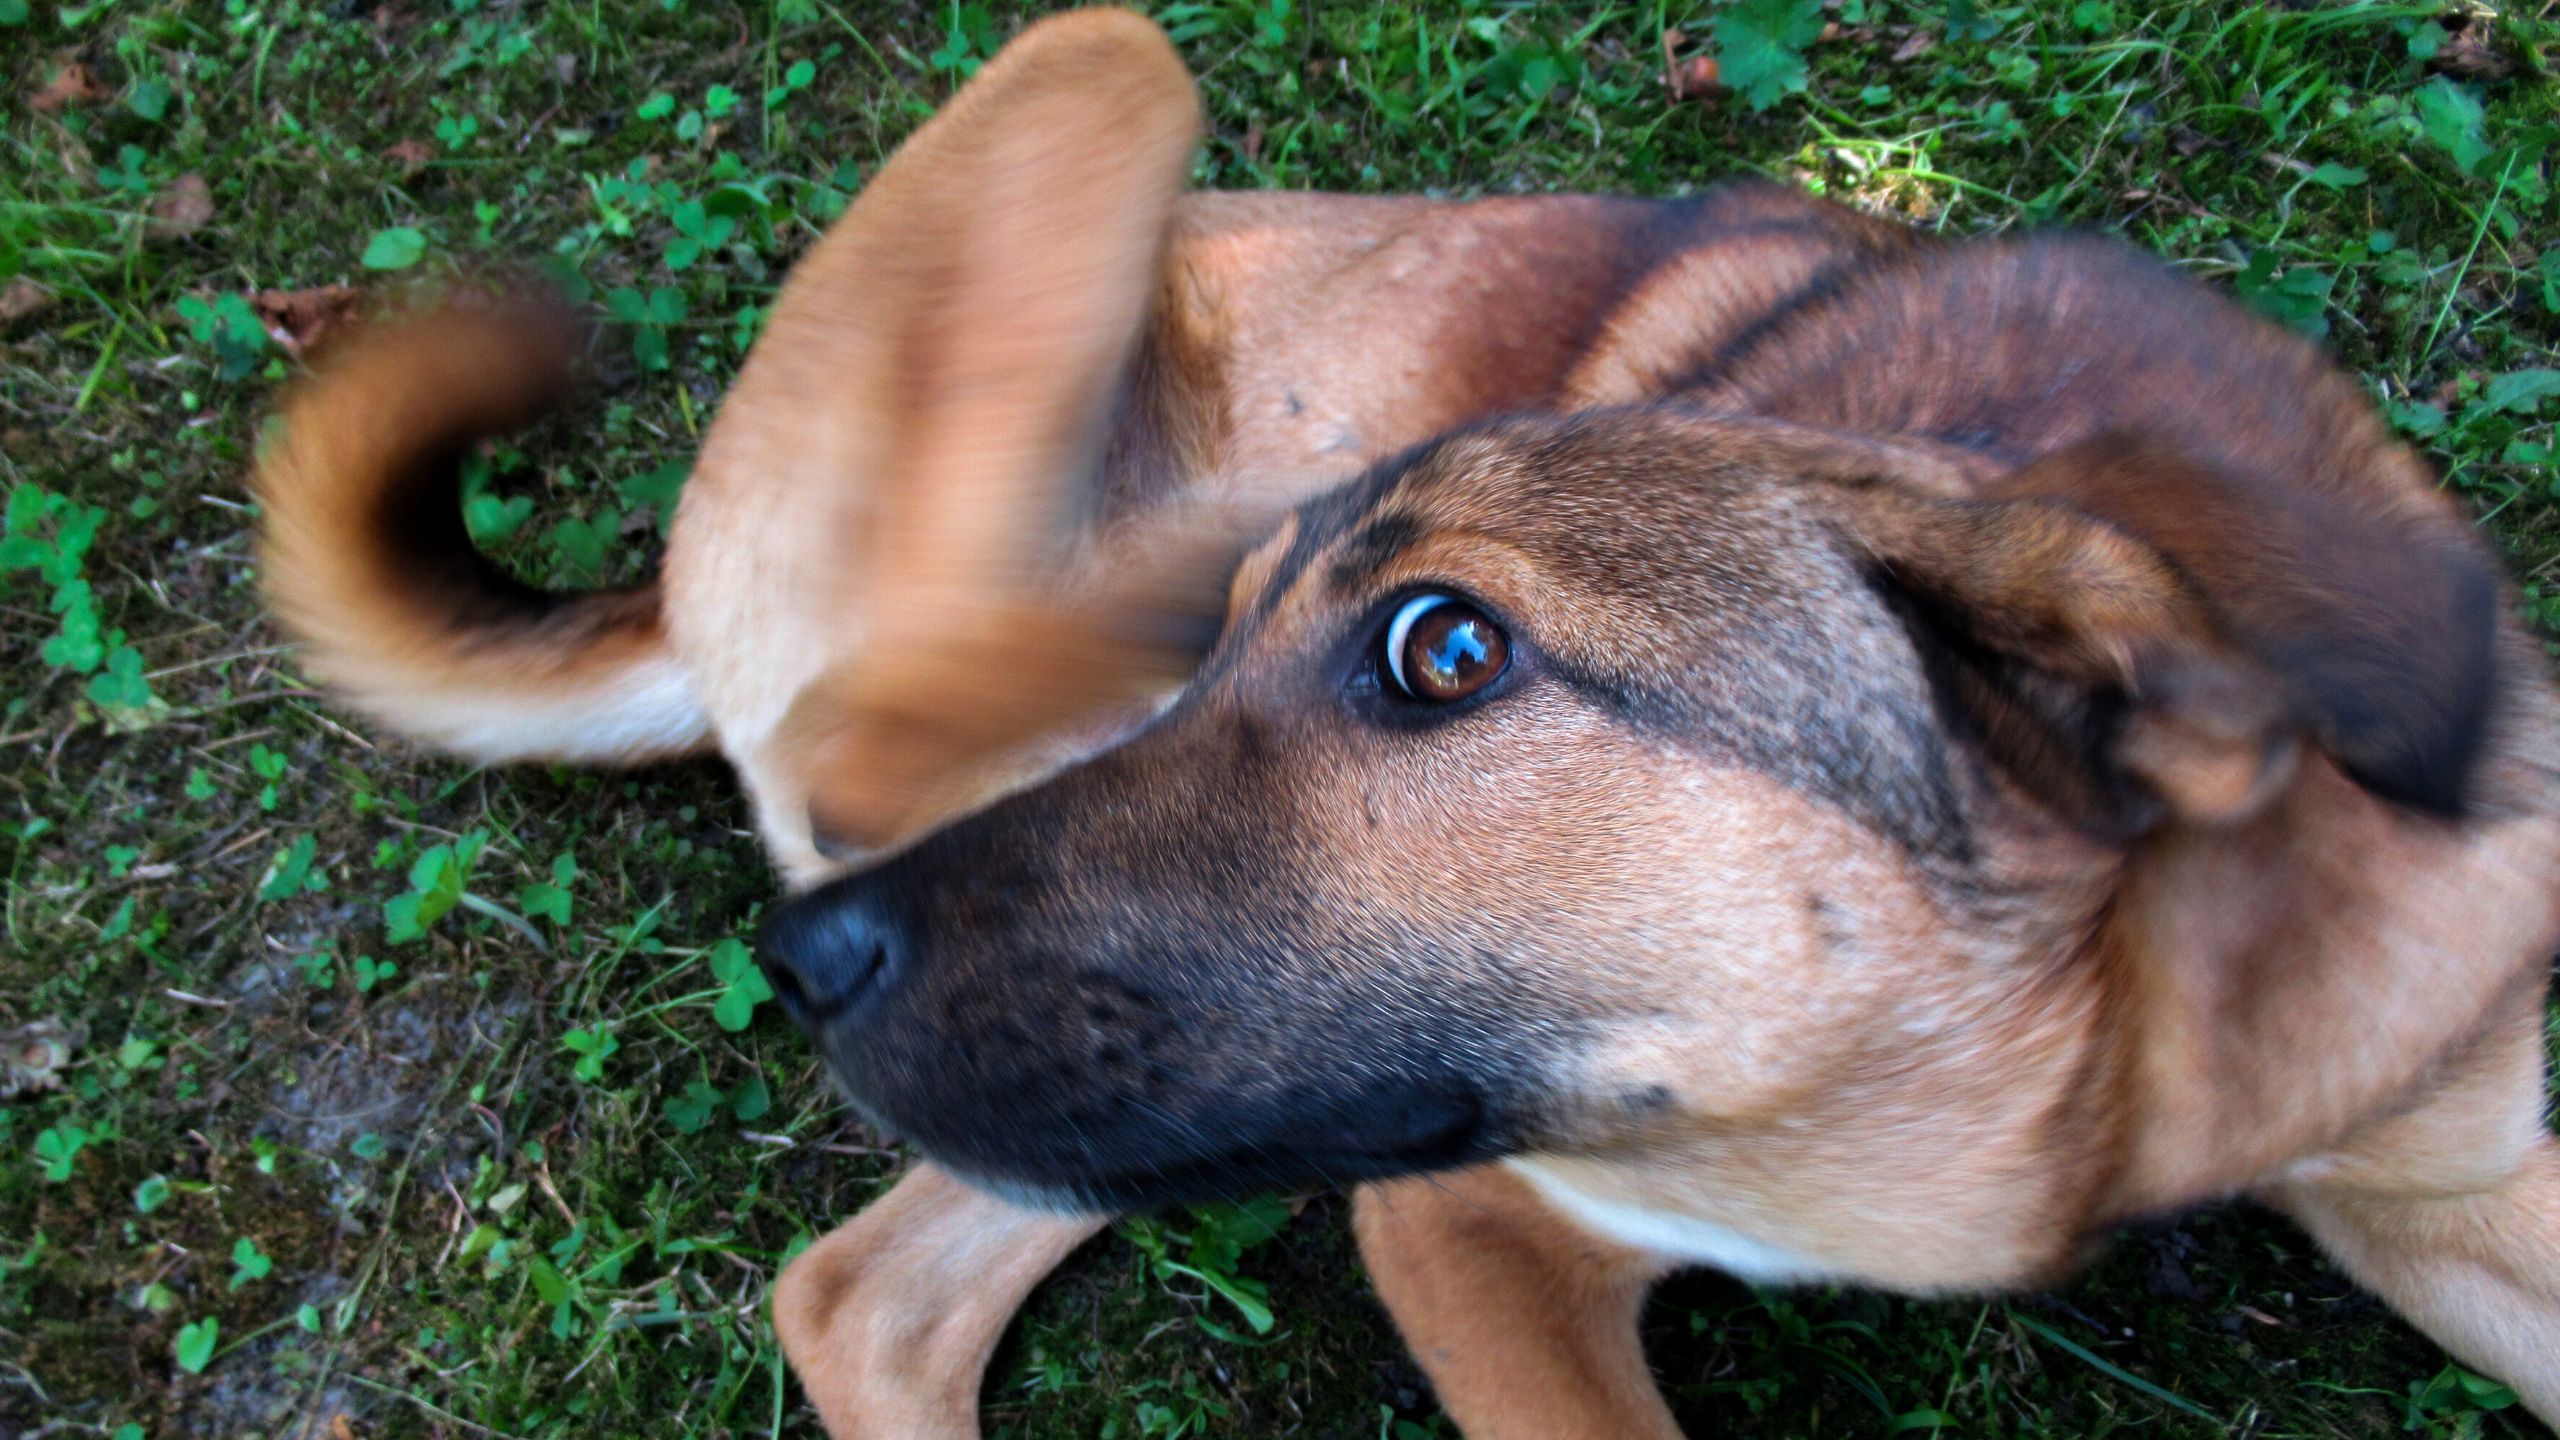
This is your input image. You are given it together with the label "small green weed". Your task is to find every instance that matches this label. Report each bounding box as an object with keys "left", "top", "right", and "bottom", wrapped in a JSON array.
[
  {"left": 1123, "top": 1194, "right": 1295, "bottom": 1337},
  {"left": 3, "top": 485, "right": 165, "bottom": 724}
]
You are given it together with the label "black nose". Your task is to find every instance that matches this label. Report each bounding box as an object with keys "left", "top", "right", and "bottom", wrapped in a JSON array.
[{"left": 755, "top": 884, "right": 905, "bottom": 1026}]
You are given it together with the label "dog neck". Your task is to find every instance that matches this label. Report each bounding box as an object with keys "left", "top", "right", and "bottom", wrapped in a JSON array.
[{"left": 2075, "top": 742, "right": 2560, "bottom": 1218}]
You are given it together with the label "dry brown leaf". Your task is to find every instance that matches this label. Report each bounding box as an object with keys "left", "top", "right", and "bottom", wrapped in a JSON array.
[
  {"left": 1673, "top": 55, "right": 1722, "bottom": 100},
  {"left": 1, "top": 1018, "right": 76, "bottom": 1099},
  {"left": 252, "top": 285, "right": 364, "bottom": 356},
  {"left": 1889, "top": 29, "right": 1936, "bottom": 63},
  {"left": 383, "top": 139, "right": 435, "bottom": 175},
  {"left": 0, "top": 279, "right": 54, "bottom": 329},
  {"left": 2429, "top": 25, "right": 2515, "bottom": 80},
  {"left": 2118, "top": 187, "right": 2210, "bottom": 220},
  {"left": 1662, "top": 30, "right": 1722, "bottom": 104},
  {"left": 30, "top": 62, "right": 112, "bottom": 113},
  {"left": 147, "top": 174, "right": 214, "bottom": 241}
]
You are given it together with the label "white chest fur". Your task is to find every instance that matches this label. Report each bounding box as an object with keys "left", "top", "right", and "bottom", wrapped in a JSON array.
[{"left": 1506, "top": 1159, "right": 1837, "bottom": 1286}]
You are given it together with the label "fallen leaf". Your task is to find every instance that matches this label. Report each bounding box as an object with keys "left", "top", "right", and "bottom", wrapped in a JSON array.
[
  {"left": 1, "top": 1018, "right": 75, "bottom": 1099},
  {"left": 2118, "top": 186, "right": 2210, "bottom": 220},
  {"left": 383, "top": 139, "right": 435, "bottom": 175},
  {"left": 2428, "top": 26, "right": 2514, "bottom": 81},
  {"left": 1889, "top": 28, "right": 1935, "bottom": 63},
  {"left": 30, "top": 62, "right": 112, "bottom": 113},
  {"left": 1241, "top": 122, "right": 1264, "bottom": 165},
  {"left": 1674, "top": 54, "right": 1722, "bottom": 100},
  {"left": 0, "top": 279, "right": 53, "bottom": 329},
  {"left": 251, "top": 285, "right": 364, "bottom": 356},
  {"left": 147, "top": 173, "right": 214, "bottom": 241},
  {"left": 1662, "top": 29, "right": 1722, "bottom": 103}
]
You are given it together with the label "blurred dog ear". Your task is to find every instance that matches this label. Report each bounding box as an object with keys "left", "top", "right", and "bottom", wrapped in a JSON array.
[
  {"left": 719, "top": 10, "right": 1208, "bottom": 852},
  {"left": 840, "top": 8, "right": 1206, "bottom": 613},
  {"left": 736, "top": 6, "right": 1201, "bottom": 605},
  {"left": 782, "top": 497, "right": 1279, "bottom": 854},
  {"left": 1830, "top": 432, "right": 2500, "bottom": 836}
]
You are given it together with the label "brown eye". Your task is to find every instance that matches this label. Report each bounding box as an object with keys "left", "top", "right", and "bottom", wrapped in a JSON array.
[{"left": 1385, "top": 594, "right": 1509, "bottom": 703}]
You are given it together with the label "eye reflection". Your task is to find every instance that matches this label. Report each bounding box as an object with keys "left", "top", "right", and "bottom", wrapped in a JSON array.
[{"left": 1385, "top": 594, "right": 1509, "bottom": 703}]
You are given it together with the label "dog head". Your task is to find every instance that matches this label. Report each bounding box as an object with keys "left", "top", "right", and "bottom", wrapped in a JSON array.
[{"left": 758, "top": 404, "right": 2502, "bottom": 1215}]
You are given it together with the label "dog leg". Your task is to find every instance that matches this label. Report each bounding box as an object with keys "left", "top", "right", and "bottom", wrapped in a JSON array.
[
  {"left": 773, "top": 1164, "right": 1107, "bottom": 1438},
  {"left": 2265, "top": 991, "right": 2560, "bottom": 1427},
  {"left": 1355, "top": 1165, "right": 1682, "bottom": 1440},
  {"left": 2274, "top": 1136, "right": 2560, "bottom": 1425}
]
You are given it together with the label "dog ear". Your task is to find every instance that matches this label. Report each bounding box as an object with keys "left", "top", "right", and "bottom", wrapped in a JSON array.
[
  {"left": 782, "top": 496, "right": 1272, "bottom": 853},
  {"left": 1832, "top": 433, "right": 2500, "bottom": 835},
  {"left": 718, "top": 11, "right": 1206, "bottom": 852},
  {"left": 755, "top": 7, "right": 1200, "bottom": 604}
]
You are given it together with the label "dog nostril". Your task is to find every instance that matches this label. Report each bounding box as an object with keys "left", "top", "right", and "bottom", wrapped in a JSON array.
[
  {"left": 845, "top": 936, "right": 889, "bottom": 996},
  {"left": 758, "top": 945, "right": 809, "bottom": 1012},
  {"left": 755, "top": 894, "right": 901, "bottom": 1023}
]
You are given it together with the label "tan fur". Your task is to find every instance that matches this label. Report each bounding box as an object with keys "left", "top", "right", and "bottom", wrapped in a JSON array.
[
  {"left": 1357, "top": 1167, "right": 1682, "bottom": 1440},
  {"left": 257, "top": 11, "right": 2560, "bottom": 1438},
  {"left": 252, "top": 301, "right": 707, "bottom": 764},
  {"left": 656, "top": 8, "right": 1206, "bottom": 878},
  {"left": 771, "top": 1167, "right": 1106, "bottom": 1438},
  {"left": 2270, "top": 1005, "right": 2560, "bottom": 1423}
]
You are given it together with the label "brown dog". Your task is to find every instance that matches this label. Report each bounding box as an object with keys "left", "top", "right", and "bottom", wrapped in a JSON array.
[{"left": 255, "top": 10, "right": 2559, "bottom": 1437}]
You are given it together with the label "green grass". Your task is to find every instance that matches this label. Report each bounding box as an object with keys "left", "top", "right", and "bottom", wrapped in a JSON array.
[{"left": 4, "top": 1, "right": 2556, "bottom": 1437}]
